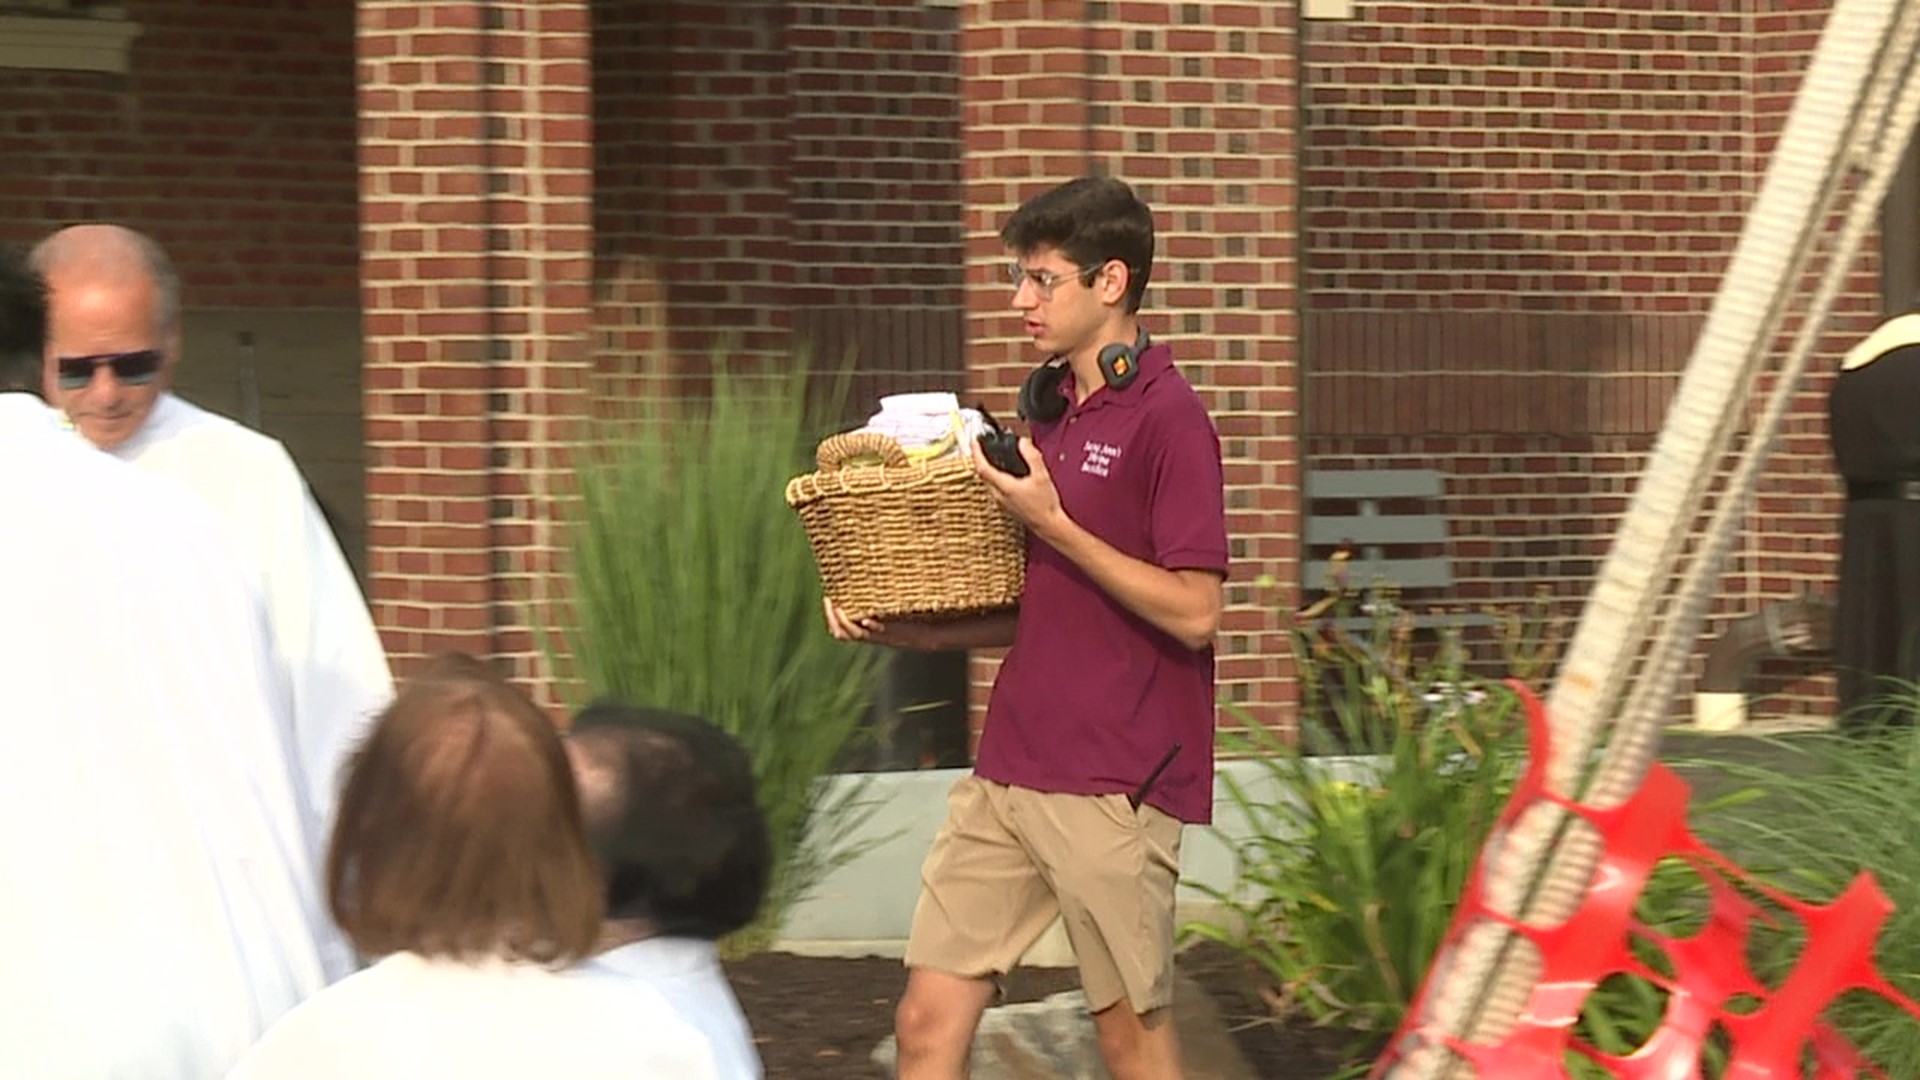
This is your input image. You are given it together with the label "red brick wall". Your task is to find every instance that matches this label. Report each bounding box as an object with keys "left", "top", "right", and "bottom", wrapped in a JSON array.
[
  {"left": 591, "top": 0, "right": 966, "bottom": 404},
  {"left": 1302, "top": 2, "right": 1878, "bottom": 720},
  {"left": 0, "top": 0, "right": 357, "bottom": 306},
  {"left": 960, "top": 0, "right": 1302, "bottom": 736},
  {"left": 591, "top": 0, "right": 794, "bottom": 383},
  {"left": 2, "top": 0, "right": 369, "bottom": 575},
  {"left": 357, "top": 0, "right": 595, "bottom": 695},
  {"left": 789, "top": 1, "right": 967, "bottom": 403},
  {"left": 1742, "top": 3, "right": 1881, "bottom": 716}
]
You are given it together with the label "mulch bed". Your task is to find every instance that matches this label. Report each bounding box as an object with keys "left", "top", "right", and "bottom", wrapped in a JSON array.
[{"left": 725, "top": 941, "right": 1373, "bottom": 1079}]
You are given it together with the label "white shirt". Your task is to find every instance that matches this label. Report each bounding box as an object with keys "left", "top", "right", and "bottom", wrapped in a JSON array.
[
  {"left": 0, "top": 393, "right": 334, "bottom": 1078},
  {"left": 112, "top": 393, "right": 393, "bottom": 925},
  {"left": 227, "top": 952, "right": 722, "bottom": 1080},
  {"left": 577, "top": 937, "right": 764, "bottom": 1080}
]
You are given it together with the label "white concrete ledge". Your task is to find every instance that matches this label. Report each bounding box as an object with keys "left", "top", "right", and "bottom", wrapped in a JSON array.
[{"left": 776, "top": 757, "right": 1381, "bottom": 958}]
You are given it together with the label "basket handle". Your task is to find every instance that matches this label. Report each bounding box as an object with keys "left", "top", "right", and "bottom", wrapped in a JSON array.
[{"left": 816, "top": 431, "right": 910, "bottom": 471}]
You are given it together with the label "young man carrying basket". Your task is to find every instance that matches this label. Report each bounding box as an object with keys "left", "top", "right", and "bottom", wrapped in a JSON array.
[{"left": 823, "top": 175, "right": 1229, "bottom": 1080}]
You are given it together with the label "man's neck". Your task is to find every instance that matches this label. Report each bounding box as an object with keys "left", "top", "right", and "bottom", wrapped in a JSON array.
[
  {"left": 1063, "top": 317, "right": 1141, "bottom": 404},
  {"left": 595, "top": 917, "right": 657, "bottom": 953}
]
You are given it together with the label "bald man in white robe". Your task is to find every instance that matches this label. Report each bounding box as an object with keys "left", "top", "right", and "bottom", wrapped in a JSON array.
[
  {"left": 31, "top": 225, "right": 393, "bottom": 920},
  {"left": 0, "top": 252, "right": 334, "bottom": 1077}
]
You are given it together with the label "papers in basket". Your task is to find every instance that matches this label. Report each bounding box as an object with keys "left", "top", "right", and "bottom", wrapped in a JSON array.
[{"left": 856, "top": 392, "right": 990, "bottom": 464}]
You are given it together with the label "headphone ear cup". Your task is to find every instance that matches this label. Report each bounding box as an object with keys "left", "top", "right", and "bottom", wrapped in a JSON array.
[
  {"left": 1097, "top": 330, "right": 1145, "bottom": 391},
  {"left": 1017, "top": 361, "right": 1069, "bottom": 423}
]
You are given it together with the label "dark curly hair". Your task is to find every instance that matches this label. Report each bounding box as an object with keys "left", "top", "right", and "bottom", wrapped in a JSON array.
[
  {"left": 0, "top": 247, "right": 47, "bottom": 395},
  {"left": 569, "top": 702, "right": 771, "bottom": 941}
]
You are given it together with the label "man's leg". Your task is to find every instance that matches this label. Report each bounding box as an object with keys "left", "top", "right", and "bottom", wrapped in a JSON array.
[
  {"left": 1091, "top": 1002, "right": 1182, "bottom": 1080},
  {"left": 894, "top": 967, "right": 998, "bottom": 1079},
  {"left": 897, "top": 776, "right": 1060, "bottom": 1079},
  {"left": 1016, "top": 788, "right": 1187, "bottom": 1079}
]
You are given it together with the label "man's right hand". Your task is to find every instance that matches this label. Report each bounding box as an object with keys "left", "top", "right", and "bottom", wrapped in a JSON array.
[
  {"left": 822, "top": 597, "right": 933, "bottom": 649},
  {"left": 823, "top": 597, "right": 877, "bottom": 641},
  {"left": 821, "top": 598, "right": 1017, "bottom": 652}
]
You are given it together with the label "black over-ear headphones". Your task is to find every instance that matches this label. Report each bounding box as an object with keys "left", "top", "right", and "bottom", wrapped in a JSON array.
[{"left": 1015, "top": 326, "right": 1151, "bottom": 423}]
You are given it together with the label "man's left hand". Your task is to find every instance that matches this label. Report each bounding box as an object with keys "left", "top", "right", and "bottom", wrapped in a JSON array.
[{"left": 973, "top": 436, "right": 1065, "bottom": 538}]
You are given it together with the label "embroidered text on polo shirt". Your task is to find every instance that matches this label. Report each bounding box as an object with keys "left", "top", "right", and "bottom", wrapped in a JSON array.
[{"left": 1079, "top": 440, "right": 1123, "bottom": 477}]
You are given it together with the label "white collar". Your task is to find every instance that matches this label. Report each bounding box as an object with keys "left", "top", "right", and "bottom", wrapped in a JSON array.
[
  {"left": 1842, "top": 312, "right": 1920, "bottom": 371},
  {"left": 592, "top": 936, "right": 722, "bottom": 979}
]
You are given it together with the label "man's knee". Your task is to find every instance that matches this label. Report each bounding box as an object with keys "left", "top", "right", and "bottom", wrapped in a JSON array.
[
  {"left": 895, "top": 969, "right": 994, "bottom": 1063},
  {"left": 1093, "top": 1003, "right": 1181, "bottom": 1080}
]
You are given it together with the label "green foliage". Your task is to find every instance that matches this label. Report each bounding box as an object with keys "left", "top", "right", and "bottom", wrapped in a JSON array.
[
  {"left": 549, "top": 362, "right": 885, "bottom": 952},
  {"left": 1183, "top": 597, "right": 1529, "bottom": 1048},
  {"left": 1567, "top": 687, "right": 1920, "bottom": 1076},
  {"left": 1560, "top": 815, "right": 1764, "bottom": 1079},
  {"left": 1184, "top": 582, "right": 1920, "bottom": 1075},
  {"left": 1676, "top": 701, "right": 1920, "bottom": 1075}
]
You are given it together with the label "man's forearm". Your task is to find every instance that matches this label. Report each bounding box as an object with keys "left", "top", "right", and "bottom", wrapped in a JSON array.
[
  {"left": 914, "top": 609, "right": 1019, "bottom": 651},
  {"left": 871, "top": 607, "right": 1021, "bottom": 645}
]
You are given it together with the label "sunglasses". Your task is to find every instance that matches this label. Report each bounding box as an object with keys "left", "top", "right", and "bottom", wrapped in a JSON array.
[{"left": 55, "top": 349, "right": 163, "bottom": 391}]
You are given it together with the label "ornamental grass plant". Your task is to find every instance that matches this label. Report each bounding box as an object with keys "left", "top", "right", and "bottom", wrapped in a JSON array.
[
  {"left": 1187, "top": 578, "right": 1920, "bottom": 1074},
  {"left": 1670, "top": 689, "right": 1920, "bottom": 1076},
  {"left": 550, "top": 362, "right": 886, "bottom": 952}
]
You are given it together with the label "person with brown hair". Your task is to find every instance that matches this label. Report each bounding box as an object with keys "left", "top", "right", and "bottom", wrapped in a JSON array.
[{"left": 227, "top": 660, "right": 718, "bottom": 1079}]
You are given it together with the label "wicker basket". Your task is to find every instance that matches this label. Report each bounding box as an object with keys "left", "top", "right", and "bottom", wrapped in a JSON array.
[{"left": 785, "top": 431, "right": 1025, "bottom": 622}]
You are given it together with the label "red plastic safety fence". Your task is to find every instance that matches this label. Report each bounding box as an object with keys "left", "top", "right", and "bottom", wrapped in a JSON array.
[{"left": 1371, "top": 682, "right": 1920, "bottom": 1079}]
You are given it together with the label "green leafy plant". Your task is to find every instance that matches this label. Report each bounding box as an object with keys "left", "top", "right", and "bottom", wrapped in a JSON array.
[
  {"left": 1486, "top": 584, "right": 1569, "bottom": 693},
  {"left": 1183, "top": 595, "right": 1529, "bottom": 1058},
  {"left": 548, "top": 361, "right": 886, "bottom": 952}
]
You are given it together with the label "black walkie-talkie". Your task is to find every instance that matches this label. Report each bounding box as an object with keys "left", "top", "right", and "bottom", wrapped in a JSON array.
[{"left": 974, "top": 408, "right": 1030, "bottom": 478}]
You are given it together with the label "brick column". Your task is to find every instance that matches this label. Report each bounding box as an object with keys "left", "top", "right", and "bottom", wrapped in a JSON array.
[
  {"left": 593, "top": 0, "right": 794, "bottom": 389},
  {"left": 357, "top": 0, "right": 593, "bottom": 693},
  {"left": 959, "top": 0, "right": 1301, "bottom": 735}
]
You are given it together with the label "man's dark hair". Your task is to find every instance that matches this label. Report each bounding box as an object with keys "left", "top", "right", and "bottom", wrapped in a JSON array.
[
  {"left": 0, "top": 246, "right": 47, "bottom": 395},
  {"left": 1000, "top": 175, "right": 1155, "bottom": 313},
  {"left": 570, "top": 702, "right": 771, "bottom": 941}
]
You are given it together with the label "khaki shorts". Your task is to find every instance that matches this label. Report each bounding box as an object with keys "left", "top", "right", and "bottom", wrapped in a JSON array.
[{"left": 903, "top": 775, "right": 1185, "bottom": 1014}]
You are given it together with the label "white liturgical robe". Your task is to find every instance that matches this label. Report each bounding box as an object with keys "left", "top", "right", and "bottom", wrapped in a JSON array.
[
  {"left": 0, "top": 393, "right": 334, "bottom": 1078},
  {"left": 110, "top": 393, "right": 394, "bottom": 885},
  {"left": 577, "top": 936, "right": 765, "bottom": 1080},
  {"left": 226, "top": 953, "right": 721, "bottom": 1080}
]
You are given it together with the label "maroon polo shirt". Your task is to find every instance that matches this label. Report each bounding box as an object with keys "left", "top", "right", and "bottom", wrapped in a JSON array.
[{"left": 973, "top": 341, "right": 1228, "bottom": 823}]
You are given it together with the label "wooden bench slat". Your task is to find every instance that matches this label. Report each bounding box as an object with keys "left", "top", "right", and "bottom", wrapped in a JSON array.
[
  {"left": 1322, "top": 611, "right": 1496, "bottom": 631},
  {"left": 1305, "top": 515, "right": 1449, "bottom": 547},
  {"left": 1305, "top": 556, "right": 1458, "bottom": 591},
  {"left": 1306, "top": 468, "right": 1443, "bottom": 500},
  {"left": 1302, "top": 469, "right": 1490, "bottom": 633}
]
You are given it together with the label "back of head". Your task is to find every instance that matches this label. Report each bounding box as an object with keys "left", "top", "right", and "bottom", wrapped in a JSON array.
[
  {"left": 1000, "top": 175, "right": 1155, "bottom": 313},
  {"left": 569, "top": 702, "right": 771, "bottom": 941},
  {"left": 0, "top": 246, "right": 47, "bottom": 394},
  {"left": 327, "top": 656, "right": 604, "bottom": 965}
]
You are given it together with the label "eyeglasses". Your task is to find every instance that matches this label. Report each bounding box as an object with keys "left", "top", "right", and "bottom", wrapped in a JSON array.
[
  {"left": 1005, "top": 261, "right": 1104, "bottom": 299},
  {"left": 55, "top": 349, "right": 163, "bottom": 391}
]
